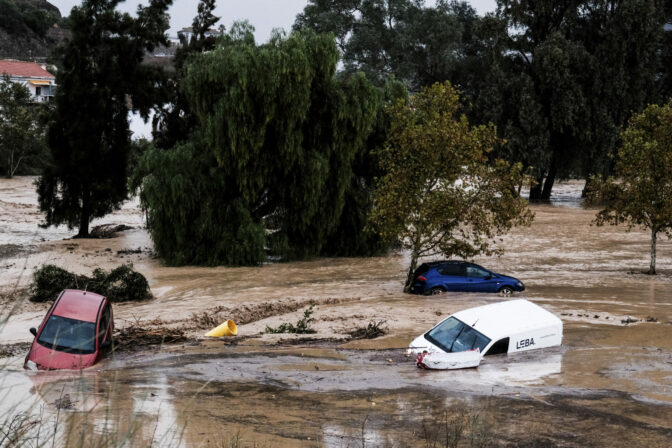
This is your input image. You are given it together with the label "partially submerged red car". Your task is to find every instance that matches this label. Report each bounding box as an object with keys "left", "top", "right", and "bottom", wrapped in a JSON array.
[{"left": 24, "top": 289, "right": 113, "bottom": 370}]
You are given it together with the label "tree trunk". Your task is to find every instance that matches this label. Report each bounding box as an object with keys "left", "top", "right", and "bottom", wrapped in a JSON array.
[
  {"left": 77, "top": 191, "right": 91, "bottom": 238},
  {"left": 529, "top": 175, "right": 544, "bottom": 201},
  {"left": 404, "top": 254, "right": 419, "bottom": 293},
  {"left": 540, "top": 157, "right": 557, "bottom": 201},
  {"left": 581, "top": 176, "right": 592, "bottom": 198},
  {"left": 648, "top": 229, "right": 657, "bottom": 275}
]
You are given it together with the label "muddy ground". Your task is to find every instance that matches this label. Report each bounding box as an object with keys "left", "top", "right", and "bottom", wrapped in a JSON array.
[{"left": 1, "top": 177, "right": 672, "bottom": 447}]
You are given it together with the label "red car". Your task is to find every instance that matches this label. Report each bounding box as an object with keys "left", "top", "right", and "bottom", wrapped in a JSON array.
[{"left": 24, "top": 289, "right": 114, "bottom": 370}]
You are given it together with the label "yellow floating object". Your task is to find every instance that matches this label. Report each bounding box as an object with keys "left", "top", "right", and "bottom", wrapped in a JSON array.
[{"left": 204, "top": 319, "right": 237, "bottom": 337}]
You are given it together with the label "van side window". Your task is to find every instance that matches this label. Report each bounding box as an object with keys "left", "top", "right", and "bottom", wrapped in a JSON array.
[{"left": 485, "top": 338, "right": 509, "bottom": 356}]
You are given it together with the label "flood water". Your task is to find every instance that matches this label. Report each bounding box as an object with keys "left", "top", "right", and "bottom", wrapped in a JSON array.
[{"left": 1, "top": 177, "right": 672, "bottom": 447}]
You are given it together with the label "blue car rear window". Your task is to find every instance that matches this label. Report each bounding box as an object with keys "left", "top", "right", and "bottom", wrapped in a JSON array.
[{"left": 37, "top": 315, "right": 96, "bottom": 354}]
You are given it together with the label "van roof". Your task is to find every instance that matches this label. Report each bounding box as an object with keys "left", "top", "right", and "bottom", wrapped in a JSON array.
[
  {"left": 452, "top": 299, "right": 561, "bottom": 342},
  {"left": 52, "top": 289, "right": 105, "bottom": 322}
]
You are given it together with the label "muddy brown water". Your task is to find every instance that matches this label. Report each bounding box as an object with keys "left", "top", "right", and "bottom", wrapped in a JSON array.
[{"left": 1, "top": 177, "right": 672, "bottom": 447}]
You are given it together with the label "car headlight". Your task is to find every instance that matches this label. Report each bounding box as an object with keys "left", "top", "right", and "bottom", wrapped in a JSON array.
[
  {"left": 26, "top": 360, "right": 38, "bottom": 371},
  {"left": 516, "top": 281, "right": 523, "bottom": 288}
]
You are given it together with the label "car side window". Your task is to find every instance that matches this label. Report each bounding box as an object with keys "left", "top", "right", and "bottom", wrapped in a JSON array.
[
  {"left": 98, "top": 306, "right": 111, "bottom": 346},
  {"left": 467, "top": 266, "right": 489, "bottom": 278},
  {"left": 437, "top": 264, "right": 463, "bottom": 276}
]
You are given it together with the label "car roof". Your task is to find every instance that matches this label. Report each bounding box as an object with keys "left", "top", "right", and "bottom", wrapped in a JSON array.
[
  {"left": 52, "top": 289, "right": 106, "bottom": 322},
  {"left": 450, "top": 299, "right": 561, "bottom": 342}
]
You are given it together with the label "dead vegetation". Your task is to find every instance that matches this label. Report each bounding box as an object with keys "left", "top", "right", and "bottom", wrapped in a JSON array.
[
  {"left": 349, "top": 320, "right": 388, "bottom": 340},
  {"left": 87, "top": 224, "right": 134, "bottom": 239},
  {"left": 0, "top": 342, "right": 31, "bottom": 359},
  {"left": 113, "top": 324, "right": 187, "bottom": 351},
  {"left": 0, "top": 244, "right": 32, "bottom": 260},
  {"left": 420, "top": 408, "right": 492, "bottom": 448},
  {"left": 189, "top": 299, "right": 321, "bottom": 330}
]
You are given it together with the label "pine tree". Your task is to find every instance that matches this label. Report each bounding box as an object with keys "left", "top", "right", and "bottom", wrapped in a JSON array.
[{"left": 37, "top": 0, "right": 172, "bottom": 237}]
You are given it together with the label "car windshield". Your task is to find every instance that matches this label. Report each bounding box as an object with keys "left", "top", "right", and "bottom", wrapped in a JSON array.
[
  {"left": 424, "top": 317, "right": 491, "bottom": 353},
  {"left": 37, "top": 315, "right": 96, "bottom": 354}
]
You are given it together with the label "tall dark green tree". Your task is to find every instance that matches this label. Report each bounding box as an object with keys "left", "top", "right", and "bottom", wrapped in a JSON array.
[
  {"left": 472, "top": 0, "right": 666, "bottom": 200},
  {"left": 294, "top": 0, "right": 478, "bottom": 90},
  {"left": 152, "top": 0, "right": 220, "bottom": 149},
  {"left": 320, "top": 76, "right": 408, "bottom": 256},
  {"left": 138, "top": 27, "right": 380, "bottom": 265},
  {"left": 37, "top": 0, "right": 172, "bottom": 237},
  {"left": 659, "top": 9, "right": 672, "bottom": 100}
]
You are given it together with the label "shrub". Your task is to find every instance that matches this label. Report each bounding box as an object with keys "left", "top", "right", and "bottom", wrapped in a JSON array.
[
  {"left": 265, "top": 305, "right": 316, "bottom": 334},
  {"left": 29, "top": 264, "right": 152, "bottom": 303},
  {"left": 29, "top": 265, "right": 87, "bottom": 302}
]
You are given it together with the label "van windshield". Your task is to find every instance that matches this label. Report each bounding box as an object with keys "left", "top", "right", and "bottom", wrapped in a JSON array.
[
  {"left": 424, "top": 317, "right": 491, "bottom": 353},
  {"left": 37, "top": 315, "right": 96, "bottom": 354}
]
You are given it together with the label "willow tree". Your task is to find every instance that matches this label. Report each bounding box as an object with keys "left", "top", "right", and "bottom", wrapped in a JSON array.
[
  {"left": 589, "top": 101, "right": 672, "bottom": 275},
  {"left": 37, "top": 0, "right": 172, "bottom": 237},
  {"left": 138, "top": 26, "right": 379, "bottom": 265},
  {"left": 369, "top": 82, "right": 534, "bottom": 290}
]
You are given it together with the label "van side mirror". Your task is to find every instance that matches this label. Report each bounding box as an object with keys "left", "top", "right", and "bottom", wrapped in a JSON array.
[
  {"left": 30, "top": 327, "right": 37, "bottom": 337},
  {"left": 484, "top": 275, "right": 492, "bottom": 280}
]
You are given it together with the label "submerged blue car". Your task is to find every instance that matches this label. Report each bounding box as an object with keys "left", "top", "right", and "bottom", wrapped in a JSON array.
[{"left": 409, "top": 260, "right": 524, "bottom": 295}]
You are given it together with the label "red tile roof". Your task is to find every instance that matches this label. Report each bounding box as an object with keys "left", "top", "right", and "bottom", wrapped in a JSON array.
[{"left": 0, "top": 60, "right": 55, "bottom": 79}]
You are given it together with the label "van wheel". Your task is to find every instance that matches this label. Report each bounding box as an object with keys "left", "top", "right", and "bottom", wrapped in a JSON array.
[
  {"left": 499, "top": 285, "right": 514, "bottom": 296},
  {"left": 428, "top": 287, "right": 445, "bottom": 296}
]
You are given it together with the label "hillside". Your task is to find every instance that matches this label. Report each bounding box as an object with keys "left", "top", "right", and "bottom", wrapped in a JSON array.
[{"left": 0, "top": 0, "right": 68, "bottom": 61}]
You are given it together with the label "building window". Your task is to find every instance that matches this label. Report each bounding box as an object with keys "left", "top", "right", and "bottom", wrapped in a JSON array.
[{"left": 35, "top": 86, "right": 41, "bottom": 96}]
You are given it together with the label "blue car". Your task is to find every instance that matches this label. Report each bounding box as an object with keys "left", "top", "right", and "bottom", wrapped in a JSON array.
[{"left": 409, "top": 260, "right": 524, "bottom": 295}]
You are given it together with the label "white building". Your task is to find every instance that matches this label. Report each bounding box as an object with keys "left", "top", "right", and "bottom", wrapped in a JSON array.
[{"left": 0, "top": 59, "right": 56, "bottom": 102}]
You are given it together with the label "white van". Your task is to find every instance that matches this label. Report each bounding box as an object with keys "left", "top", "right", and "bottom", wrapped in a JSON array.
[{"left": 409, "top": 299, "right": 562, "bottom": 368}]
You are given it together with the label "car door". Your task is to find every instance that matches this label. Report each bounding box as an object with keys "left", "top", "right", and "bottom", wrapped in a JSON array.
[
  {"left": 465, "top": 265, "right": 496, "bottom": 292},
  {"left": 437, "top": 263, "right": 469, "bottom": 291},
  {"left": 96, "top": 304, "right": 112, "bottom": 360}
]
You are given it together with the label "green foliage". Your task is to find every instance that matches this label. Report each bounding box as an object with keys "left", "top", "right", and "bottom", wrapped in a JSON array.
[
  {"left": 0, "top": 0, "right": 61, "bottom": 37},
  {"left": 296, "top": 1, "right": 670, "bottom": 199},
  {"left": 321, "top": 77, "right": 408, "bottom": 257},
  {"left": 91, "top": 265, "right": 152, "bottom": 302},
  {"left": 29, "top": 264, "right": 85, "bottom": 303},
  {"left": 139, "top": 28, "right": 380, "bottom": 265},
  {"left": 588, "top": 100, "right": 672, "bottom": 274},
  {"left": 0, "top": 75, "right": 47, "bottom": 177},
  {"left": 369, "top": 82, "right": 534, "bottom": 289},
  {"left": 37, "top": 0, "right": 172, "bottom": 237},
  {"left": 29, "top": 264, "right": 152, "bottom": 302},
  {"left": 265, "top": 305, "right": 316, "bottom": 334},
  {"left": 465, "top": 0, "right": 667, "bottom": 199},
  {"left": 152, "top": 0, "right": 220, "bottom": 150},
  {"left": 294, "top": 0, "right": 478, "bottom": 90}
]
